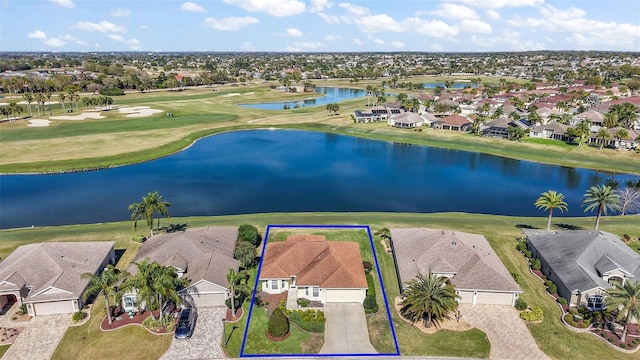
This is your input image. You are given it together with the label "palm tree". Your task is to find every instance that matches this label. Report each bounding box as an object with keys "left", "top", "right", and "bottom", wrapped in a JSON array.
[
  {"left": 81, "top": 264, "right": 129, "bottom": 325},
  {"left": 153, "top": 265, "right": 187, "bottom": 319},
  {"left": 227, "top": 268, "right": 240, "bottom": 316},
  {"left": 534, "top": 190, "right": 568, "bottom": 231},
  {"left": 603, "top": 112, "right": 618, "bottom": 128},
  {"left": 36, "top": 93, "right": 45, "bottom": 116},
  {"left": 46, "top": 92, "right": 52, "bottom": 115},
  {"left": 128, "top": 190, "right": 171, "bottom": 237},
  {"left": 582, "top": 184, "right": 621, "bottom": 230},
  {"left": 574, "top": 120, "right": 591, "bottom": 147},
  {"left": 595, "top": 128, "right": 612, "bottom": 150},
  {"left": 605, "top": 280, "right": 640, "bottom": 343},
  {"left": 22, "top": 92, "right": 33, "bottom": 117},
  {"left": 614, "top": 128, "right": 629, "bottom": 149},
  {"left": 399, "top": 272, "right": 460, "bottom": 328},
  {"left": 58, "top": 92, "right": 66, "bottom": 112}
]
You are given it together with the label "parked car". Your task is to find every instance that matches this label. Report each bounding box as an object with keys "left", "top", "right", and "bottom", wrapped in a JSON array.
[{"left": 174, "top": 308, "right": 196, "bottom": 339}]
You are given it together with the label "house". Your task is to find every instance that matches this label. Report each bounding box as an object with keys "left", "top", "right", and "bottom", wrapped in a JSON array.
[
  {"left": 482, "top": 118, "right": 529, "bottom": 138},
  {"left": 259, "top": 234, "right": 367, "bottom": 305},
  {"left": 572, "top": 109, "right": 605, "bottom": 127},
  {"left": 0, "top": 242, "right": 115, "bottom": 316},
  {"left": 123, "top": 227, "right": 239, "bottom": 310},
  {"left": 353, "top": 107, "right": 402, "bottom": 123},
  {"left": 432, "top": 114, "right": 472, "bottom": 132},
  {"left": 388, "top": 112, "right": 425, "bottom": 128},
  {"left": 529, "top": 121, "right": 569, "bottom": 140},
  {"left": 526, "top": 230, "right": 640, "bottom": 310},
  {"left": 391, "top": 228, "right": 522, "bottom": 306}
]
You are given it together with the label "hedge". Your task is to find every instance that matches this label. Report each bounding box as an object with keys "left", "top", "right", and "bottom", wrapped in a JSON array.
[{"left": 288, "top": 310, "right": 325, "bottom": 333}]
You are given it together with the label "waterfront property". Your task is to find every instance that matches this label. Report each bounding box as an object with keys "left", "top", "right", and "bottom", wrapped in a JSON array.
[
  {"left": 387, "top": 112, "right": 426, "bottom": 128},
  {"left": 0, "top": 242, "right": 115, "bottom": 316},
  {"left": 353, "top": 106, "right": 401, "bottom": 123},
  {"left": 391, "top": 228, "right": 522, "bottom": 306},
  {"left": 526, "top": 230, "right": 640, "bottom": 310},
  {"left": 259, "top": 234, "right": 368, "bottom": 305},
  {"left": 431, "top": 114, "right": 472, "bottom": 132},
  {"left": 122, "top": 227, "right": 239, "bottom": 311},
  {"left": 529, "top": 122, "right": 569, "bottom": 141}
]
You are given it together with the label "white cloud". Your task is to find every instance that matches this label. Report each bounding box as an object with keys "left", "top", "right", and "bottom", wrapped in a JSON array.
[
  {"left": 110, "top": 8, "right": 131, "bottom": 17},
  {"left": 353, "top": 38, "right": 362, "bottom": 45},
  {"left": 451, "top": 0, "right": 544, "bottom": 9},
  {"left": 50, "top": 0, "right": 74, "bottom": 8},
  {"left": 28, "top": 30, "right": 47, "bottom": 40},
  {"left": 324, "top": 34, "right": 342, "bottom": 41},
  {"left": 354, "top": 14, "right": 403, "bottom": 33},
  {"left": 181, "top": 2, "right": 206, "bottom": 13},
  {"left": 286, "top": 28, "right": 303, "bottom": 37},
  {"left": 318, "top": 12, "right": 340, "bottom": 24},
  {"left": 107, "top": 34, "right": 141, "bottom": 49},
  {"left": 460, "top": 19, "right": 492, "bottom": 33},
  {"left": 205, "top": 17, "right": 259, "bottom": 31},
  {"left": 285, "top": 41, "right": 324, "bottom": 51},
  {"left": 310, "top": 0, "right": 333, "bottom": 13},
  {"left": 140, "top": 25, "right": 149, "bottom": 30},
  {"left": 373, "top": 38, "right": 385, "bottom": 45},
  {"left": 470, "top": 30, "right": 546, "bottom": 50},
  {"left": 44, "top": 38, "right": 67, "bottom": 47},
  {"left": 74, "top": 21, "right": 126, "bottom": 33},
  {"left": 338, "top": 3, "right": 369, "bottom": 17},
  {"left": 485, "top": 10, "right": 501, "bottom": 20},
  {"left": 405, "top": 17, "right": 459, "bottom": 38},
  {"left": 223, "top": 0, "right": 306, "bottom": 17},
  {"left": 390, "top": 41, "right": 405, "bottom": 48},
  {"left": 429, "top": 4, "right": 478, "bottom": 19}
]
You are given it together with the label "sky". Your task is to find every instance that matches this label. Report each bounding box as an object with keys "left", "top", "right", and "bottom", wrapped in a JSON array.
[{"left": 1, "top": 0, "right": 639, "bottom": 52}]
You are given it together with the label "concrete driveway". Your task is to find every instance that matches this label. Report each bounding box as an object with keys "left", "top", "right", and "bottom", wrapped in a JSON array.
[
  {"left": 460, "top": 304, "right": 550, "bottom": 360},
  {"left": 160, "top": 307, "right": 226, "bottom": 360},
  {"left": 320, "top": 303, "right": 377, "bottom": 355},
  {"left": 1, "top": 314, "right": 70, "bottom": 360}
]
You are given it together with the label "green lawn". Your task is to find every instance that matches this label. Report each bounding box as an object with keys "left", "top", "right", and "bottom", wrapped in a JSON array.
[{"left": 0, "top": 345, "right": 10, "bottom": 357}]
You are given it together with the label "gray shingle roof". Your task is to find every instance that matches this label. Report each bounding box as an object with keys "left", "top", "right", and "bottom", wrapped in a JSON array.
[
  {"left": 0, "top": 242, "right": 115, "bottom": 302},
  {"left": 130, "top": 227, "right": 239, "bottom": 288},
  {"left": 391, "top": 228, "right": 521, "bottom": 293},
  {"left": 527, "top": 230, "right": 640, "bottom": 293}
]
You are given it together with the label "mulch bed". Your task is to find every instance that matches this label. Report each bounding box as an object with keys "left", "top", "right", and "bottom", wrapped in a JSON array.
[
  {"left": 265, "top": 330, "right": 290, "bottom": 342},
  {"left": 257, "top": 291, "right": 288, "bottom": 316},
  {"left": 226, "top": 306, "right": 244, "bottom": 322},
  {"left": 100, "top": 309, "right": 172, "bottom": 333}
]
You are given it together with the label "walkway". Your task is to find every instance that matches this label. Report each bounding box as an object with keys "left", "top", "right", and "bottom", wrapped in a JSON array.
[
  {"left": 320, "top": 303, "right": 377, "bottom": 355},
  {"left": 159, "top": 307, "right": 226, "bottom": 360},
  {"left": 0, "top": 314, "right": 70, "bottom": 360},
  {"left": 460, "top": 304, "right": 550, "bottom": 360}
]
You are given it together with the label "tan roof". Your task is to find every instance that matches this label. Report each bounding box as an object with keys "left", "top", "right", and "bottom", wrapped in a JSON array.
[
  {"left": 131, "top": 227, "right": 239, "bottom": 288},
  {"left": 437, "top": 114, "right": 472, "bottom": 126},
  {"left": 390, "top": 228, "right": 521, "bottom": 293},
  {"left": 0, "top": 242, "right": 115, "bottom": 302},
  {"left": 260, "top": 235, "right": 367, "bottom": 289}
]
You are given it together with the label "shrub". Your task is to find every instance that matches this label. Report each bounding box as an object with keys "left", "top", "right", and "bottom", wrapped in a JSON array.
[
  {"left": 99, "top": 88, "right": 125, "bottom": 96},
  {"left": 520, "top": 307, "right": 543, "bottom": 322},
  {"left": 516, "top": 241, "right": 528, "bottom": 253},
  {"left": 72, "top": 311, "right": 87, "bottom": 322},
  {"left": 142, "top": 315, "right": 174, "bottom": 332},
  {"left": 558, "top": 297, "right": 567, "bottom": 305},
  {"left": 226, "top": 297, "right": 242, "bottom": 311},
  {"left": 363, "top": 261, "right": 373, "bottom": 274},
  {"left": 510, "top": 272, "right": 519, "bottom": 282},
  {"left": 131, "top": 234, "right": 146, "bottom": 243},
  {"left": 530, "top": 259, "right": 541, "bottom": 270},
  {"left": 363, "top": 295, "right": 378, "bottom": 314},
  {"left": 568, "top": 307, "right": 579, "bottom": 316},
  {"left": 563, "top": 313, "right": 572, "bottom": 323},
  {"left": 522, "top": 249, "right": 532, "bottom": 258},
  {"left": 18, "top": 304, "right": 27, "bottom": 315},
  {"left": 579, "top": 321, "right": 589, "bottom": 328},
  {"left": 268, "top": 307, "right": 289, "bottom": 338},
  {"left": 297, "top": 298, "right": 310, "bottom": 307},
  {"left": 238, "top": 224, "right": 261, "bottom": 247},
  {"left": 545, "top": 280, "right": 557, "bottom": 295},
  {"left": 288, "top": 311, "right": 325, "bottom": 333},
  {"left": 366, "top": 273, "right": 376, "bottom": 296},
  {"left": 515, "top": 298, "right": 528, "bottom": 311}
]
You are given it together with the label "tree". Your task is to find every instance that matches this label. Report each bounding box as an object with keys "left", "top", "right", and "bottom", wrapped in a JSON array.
[
  {"left": 267, "top": 307, "right": 290, "bottom": 338},
  {"left": 617, "top": 187, "right": 640, "bottom": 215},
  {"left": 534, "top": 190, "right": 568, "bottom": 231},
  {"left": 582, "top": 185, "right": 621, "bottom": 231},
  {"left": 81, "top": 264, "right": 129, "bottom": 325},
  {"left": 574, "top": 120, "right": 591, "bottom": 147},
  {"left": 603, "top": 112, "right": 618, "bottom": 128},
  {"left": 22, "top": 92, "right": 33, "bottom": 117},
  {"left": 471, "top": 116, "right": 486, "bottom": 135},
  {"left": 605, "top": 280, "right": 640, "bottom": 343},
  {"left": 58, "top": 92, "right": 66, "bottom": 112},
  {"left": 609, "top": 103, "right": 639, "bottom": 129},
  {"left": 507, "top": 125, "right": 526, "bottom": 141},
  {"left": 614, "top": 128, "right": 629, "bottom": 149},
  {"left": 594, "top": 128, "right": 612, "bottom": 150},
  {"left": 399, "top": 272, "right": 460, "bottom": 328},
  {"left": 227, "top": 268, "right": 239, "bottom": 316},
  {"left": 326, "top": 103, "right": 339, "bottom": 115},
  {"left": 128, "top": 190, "right": 171, "bottom": 237},
  {"left": 238, "top": 224, "right": 261, "bottom": 247},
  {"left": 234, "top": 241, "right": 257, "bottom": 268}
]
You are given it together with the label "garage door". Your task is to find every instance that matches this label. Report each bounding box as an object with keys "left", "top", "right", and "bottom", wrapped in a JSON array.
[
  {"left": 476, "top": 292, "right": 514, "bottom": 306},
  {"left": 457, "top": 291, "right": 474, "bottom": 304},
  {"left": 33, "top": 300, "right": 74, "bottom": 315},
  {"left": 325, "top": 289, "right": 364, "bottom": 303},
  {"left": 191, "top": 293, "right": 226, "bottom": 307}
]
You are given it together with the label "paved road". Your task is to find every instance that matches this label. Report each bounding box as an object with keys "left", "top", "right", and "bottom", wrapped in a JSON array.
[
  {"left": 160, "top": 307, "right": 226, "bottom": 360},
  {"left": 1, "top": 314, "right": 70, "bottom": 360},
  {"left": 320, "top": 303, "right": 377, "bottom": 355}
]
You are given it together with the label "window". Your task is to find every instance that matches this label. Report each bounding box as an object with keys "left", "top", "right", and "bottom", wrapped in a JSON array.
[
  {"left": 312, "top": 287, "right": 319, "bottom": 298},
  {"left": 271, "top": 280, "right": 278, "bottom": 290},
  {"left": 281, "top": 280, "right": 287, "bottom": 288},
  {"left": 124, "top": 295, "right": 136, "bottom": 309},
  {"left": 587, "top": 295, "right": 604, "bottom": 310}
]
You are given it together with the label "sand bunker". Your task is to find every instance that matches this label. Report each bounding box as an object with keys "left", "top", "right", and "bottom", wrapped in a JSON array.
[
  {"left": 50, "top": 112, "right": 105, "bottom": 120},
  {"left": 222, "top": 93, "right": 241, "bottom": 97},
  {"left": 245, "top": 92, "right": 255, "bottom": 95},
  {"left": 27, "top": 119, "right": 51, "bottom": 127},
  {"left": 118, "top": 106, "right": 163, "bottom": 118}
]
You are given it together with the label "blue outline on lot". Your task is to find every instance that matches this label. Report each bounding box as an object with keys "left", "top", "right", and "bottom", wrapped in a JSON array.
[{"left": 240, "top": 224, "right": 400, "bottom": 357}]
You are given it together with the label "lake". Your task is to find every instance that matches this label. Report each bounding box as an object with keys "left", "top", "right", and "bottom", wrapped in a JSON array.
[
  {"left": 238, "top": 87, "right": 366, "bottom": 110},
  {"left": 0, "top": 130, "right": 632, "bottom": 229}
]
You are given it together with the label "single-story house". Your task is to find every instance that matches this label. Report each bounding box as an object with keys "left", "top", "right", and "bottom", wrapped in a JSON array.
[
  {"left": 526, "top": 230, "right": 640, "bottom": 310},
  {"left": 123, "top": 227, "right": 239, "bottom": 310},
  {"left": 391, "top": 228, "right": 522, "bottom": 306},
  {"left": 259, "top": 234, "right": 367, "bottom": 304},
  {"left": 589, "top": 127, "right": 639, "bottom": 150},
  {"left": 432, "top": 114, "right": 472, "bottom": 132},
  {"left": 353, "top": 107, "right": 402, "bottom": 123},
  {"left": 482, "top": 118, "right": 529, "bottom": 138},
  {"left": 0, "top": 242, "right": 115, "bottom": 316},
  {"left": 529, "top": 121, "right": 569, "bottom": 140},
  {"left": 571, "top": 109, "right": 605, "bottom": 127},
  {"left": 388, "top": 112, "right": 426, "bottom": 128}
]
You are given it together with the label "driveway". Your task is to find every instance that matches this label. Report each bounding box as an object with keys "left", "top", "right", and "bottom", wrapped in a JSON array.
[
  {"left": 159, "top": 307, "right": 226, "bottom": 360},
  {"left": 320, "top": 303, "right": 377, "bottom": 354},
  {"left": 0, "top": 314, "right": 70, "bottom": 360},
  {"left": 460, "top": 304, "right": 550, "bottom": 360}
]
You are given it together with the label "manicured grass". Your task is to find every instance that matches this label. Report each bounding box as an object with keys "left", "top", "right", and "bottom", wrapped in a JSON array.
[
  {"left": 222, "top": 301, "right": 250, "bottom": 358},
  {"left": 0, "top": 345, "right": 10, "bottom": 357},
  {"left": 241, "top": 306, "right": 324, "bottom": 355}
]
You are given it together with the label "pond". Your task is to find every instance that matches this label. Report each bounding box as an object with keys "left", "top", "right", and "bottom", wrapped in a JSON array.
[
  {"left": 0, "top": 129, "right": 633, "bottom": 229},
  {"left": 238, "top": 87, "right": 366, "bottom": 110}
]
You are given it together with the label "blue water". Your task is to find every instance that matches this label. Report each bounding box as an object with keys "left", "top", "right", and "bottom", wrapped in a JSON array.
[
  {"left": 0, "top": 130, "right": 633, "bottom": 229},
  {"left": 238, "top": 87, "right": 366, "bottom": 110},
  {"left": 423, "top": 83, "right": 478, "bottom": 89}
]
